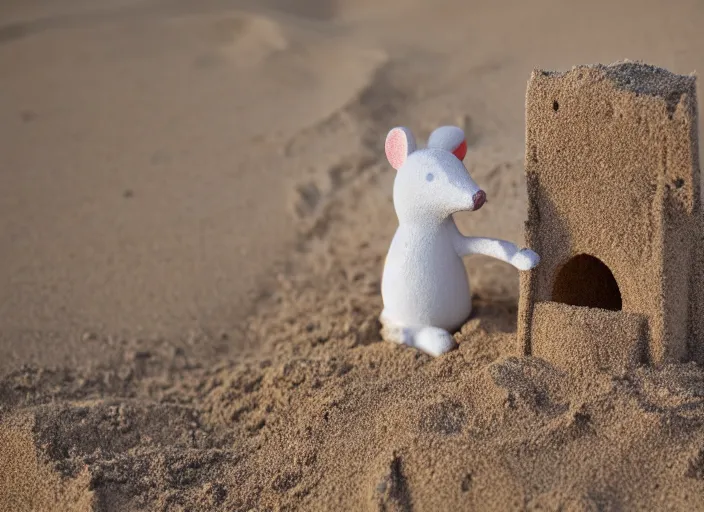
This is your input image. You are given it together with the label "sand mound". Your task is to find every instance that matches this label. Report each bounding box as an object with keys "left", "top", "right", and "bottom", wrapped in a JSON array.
[
  {"left": 0, "top": 415, "right": 94, "bottom": 511},
  {"left": 2, "top": 163, "right": 704, "bottom": 510},
  {"left": 185, "top": 12, "right": 290, "bottom": 66}
]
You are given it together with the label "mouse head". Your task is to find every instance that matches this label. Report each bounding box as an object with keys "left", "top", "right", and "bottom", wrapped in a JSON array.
[{"left": 385, "top": 125, "right": 485, "bottom": 223}]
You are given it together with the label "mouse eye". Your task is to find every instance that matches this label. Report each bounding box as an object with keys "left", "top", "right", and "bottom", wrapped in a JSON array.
[{"left": 425, "top": 173, "right": 434, "bottom": 182}]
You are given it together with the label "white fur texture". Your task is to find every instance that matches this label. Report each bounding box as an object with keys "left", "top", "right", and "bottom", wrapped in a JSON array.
[{"left": 380, "top": 125, "right": 540, "bottom": 356}]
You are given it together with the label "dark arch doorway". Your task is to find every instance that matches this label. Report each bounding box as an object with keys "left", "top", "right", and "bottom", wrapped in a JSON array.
[{"left": 552, "top": 253, "right": 622, "bottom": 311}]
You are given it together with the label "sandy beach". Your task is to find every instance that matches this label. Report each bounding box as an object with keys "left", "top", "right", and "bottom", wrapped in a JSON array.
[{"left": 2, "top": 0, "right": 704, "bottom": 510}]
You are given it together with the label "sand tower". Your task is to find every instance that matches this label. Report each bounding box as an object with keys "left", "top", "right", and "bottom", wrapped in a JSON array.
[{"left": 517, "top": 62, "right": 703, "bottom": 373}]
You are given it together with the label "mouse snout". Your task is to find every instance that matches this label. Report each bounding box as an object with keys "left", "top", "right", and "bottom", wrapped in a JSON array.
[{"left": 472, "top": 190, "right": 486, "bottom": 210}]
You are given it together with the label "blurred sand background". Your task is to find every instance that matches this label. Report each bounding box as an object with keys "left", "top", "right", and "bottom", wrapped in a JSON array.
[{"left": 2, "top": 0, "right": 704, "bottom": 510}]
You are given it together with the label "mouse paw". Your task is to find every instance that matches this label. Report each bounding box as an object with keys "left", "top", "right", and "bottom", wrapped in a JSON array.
[
  {"left": 413, "top": 327, "right": 457, "bottom": 357},
  {"left": 511, "top": 248, "right": 540, "bottom": 271}
]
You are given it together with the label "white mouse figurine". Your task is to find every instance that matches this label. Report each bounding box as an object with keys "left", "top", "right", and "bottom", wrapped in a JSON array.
[{"left": 380, "top": 125, "right": 540, "bottom": 357}]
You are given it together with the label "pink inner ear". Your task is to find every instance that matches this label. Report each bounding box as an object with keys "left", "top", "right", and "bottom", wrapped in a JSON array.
[
  {"left": 385, "top": 129, "right": 408, "bottom": 170},
  {"left": 452, "top": 139, "right": 467, "bottom": 161}
]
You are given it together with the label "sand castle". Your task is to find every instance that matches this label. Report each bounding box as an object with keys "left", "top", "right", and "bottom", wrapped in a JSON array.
[{"left": 517, "top": 61, "right": 704, "bottom": 373}]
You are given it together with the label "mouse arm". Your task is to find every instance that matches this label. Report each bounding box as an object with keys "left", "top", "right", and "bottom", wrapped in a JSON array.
[{"left": 450, "top": 225, "right": 540, "bottom": 271}]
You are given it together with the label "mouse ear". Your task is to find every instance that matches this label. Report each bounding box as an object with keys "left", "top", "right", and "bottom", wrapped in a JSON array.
[
  {"left": 427, "top": 126, "right": 467, "bottom": 161},
  {"left": 385, "top": 127, "right": 416, "bottom": 170}
]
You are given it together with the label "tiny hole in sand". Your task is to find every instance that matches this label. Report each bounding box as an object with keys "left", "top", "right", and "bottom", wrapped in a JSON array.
[
  {"left": 552, "top": 253, "right": 622, "bottom": 311},
  {"left": 553, "top": 100, "right": 559, "bottom": 112},
  {"left": 674, "top": 178, "right": 684, "bottom": 188},
  {"left": 461, "top": 473, "right": 473, "bottom": 492}
]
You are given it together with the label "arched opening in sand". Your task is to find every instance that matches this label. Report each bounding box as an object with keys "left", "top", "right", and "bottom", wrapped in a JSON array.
[{"left": 552, "top": 253, "right": 622, "bottom": 311}]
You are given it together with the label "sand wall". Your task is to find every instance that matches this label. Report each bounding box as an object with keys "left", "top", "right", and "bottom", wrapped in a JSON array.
[
  {"left": 519, "top": 62, "right": 701, "bottom": 369},
  {"left": 530, "top": 301, "right": 647, "bottom": 374}
]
